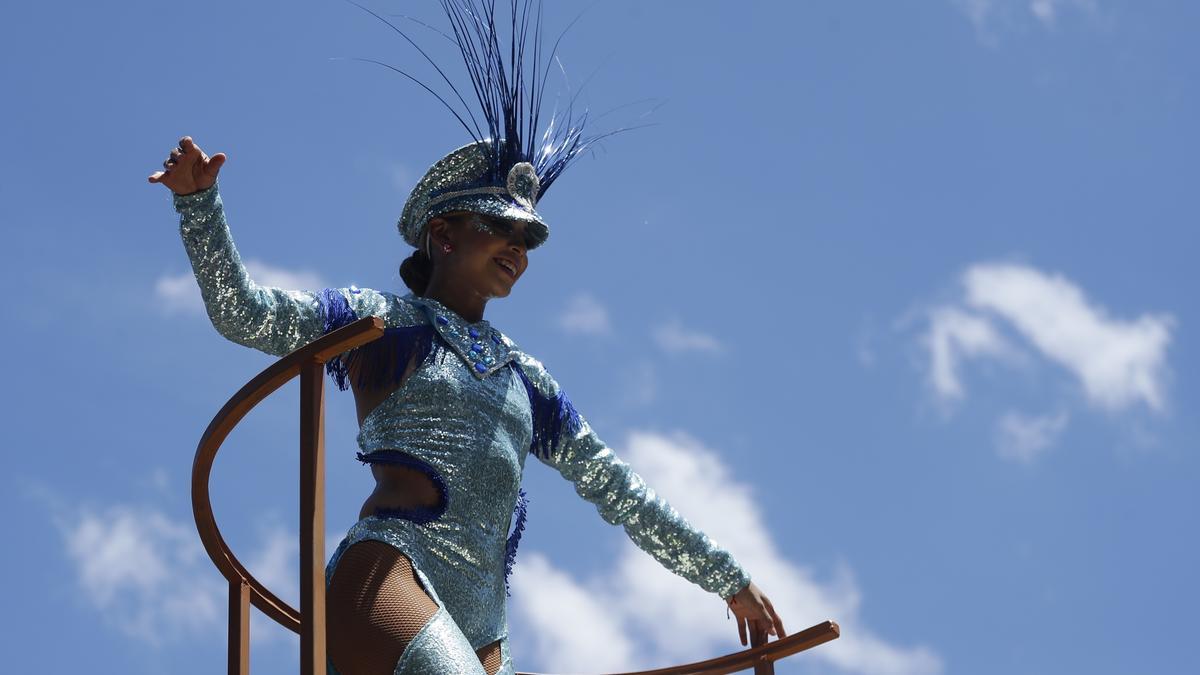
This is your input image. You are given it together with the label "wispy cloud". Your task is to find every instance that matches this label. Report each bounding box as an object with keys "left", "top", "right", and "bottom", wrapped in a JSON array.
[
  {"left": 921, "top": 262, "right": 1172, "bottom": 414},
  {"left": 558, "top": 292, "right": 612, "bottom": 336},
  {"left": 953, "top": 0, "right": 1099, "bottom": 40},
  {"left": 511, "top": 430, "right": 941, "bottom": 675},
  {"left": 511, "top": 552, "right": 637, "bottom": 671},
  {"left": 915, "top": 261, "right": 1171, "bottom": 461},
  {"left": 50, "top": 496, "right": 337, "bottom": 649},
  {"left": 55, "top": 503, "right": 224, "bottom": 646},
  {"left": 154, "top": 260, "right": 325, "bottom": 315},
  {"left": 653, "top": 318, "right": 723, "bottom": 355},
  {"left": 994, "top": 410, "right": 1070, "bottom": 463},
  {"left": 923, "top": 306, "right": 1020, "bottom": 402},
  {"left": 1030, "top": 0, "right": 1097, "bottom": 26},
  {"left": 963, "top": 263, "right": 1172, "bottom": 412}
]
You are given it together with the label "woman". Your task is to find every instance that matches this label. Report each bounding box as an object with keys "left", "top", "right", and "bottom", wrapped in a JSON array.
[{"left": 149, "top": 6, "right": 785, "bottom": 674}]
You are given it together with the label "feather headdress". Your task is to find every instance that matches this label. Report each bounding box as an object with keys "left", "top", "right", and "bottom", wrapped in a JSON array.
[{"left": 348, "top": 0, "right": 623, "bottom": 249}]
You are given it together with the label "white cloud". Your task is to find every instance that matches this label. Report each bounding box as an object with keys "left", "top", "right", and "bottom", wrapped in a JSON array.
[
  {"left": 154, "top": 259, "right": 325, "bottom": 315},
  {"left": 510, "top": 553, "right": 637, "bottom": 671},
  {"left": 558, "top": 292, "right": 612, "bottom": 336},
  {"left": 964, "top": 263, "right": 1172, "bottom": 412},
  {"left": 1029, "top": 0, "right": 1097, "bottom": 26},
  {"left": 57, "top": 504, "right": 224, "bottom": 645},
  {"left": 923, "top": 306, "right": 1019, "bottom": 402},
  {"left": 994, "top": 410, "right": 1070, "bottom": 463},
  {"left": 511, "top": 431, "right": 941, "bottom": 675},
  {"left": 953, "top": 0, "right": 1098, "bottom": 36},
  {"left": 52, "top": 498, "right": 343, "bottom": 649},
  {"left": 244, "top": 525, "right": 303, "bottom": 647},
  {"left": 154, "top": 271, "right": 202, "bottom": 314},
  {"left": 653, "top": 318, "right": 723, "bottom": 355}
]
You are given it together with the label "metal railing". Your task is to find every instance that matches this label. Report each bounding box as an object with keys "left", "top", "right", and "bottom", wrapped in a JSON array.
[{"left": 190, "top": 316, "right": 838, "bottom": 674}]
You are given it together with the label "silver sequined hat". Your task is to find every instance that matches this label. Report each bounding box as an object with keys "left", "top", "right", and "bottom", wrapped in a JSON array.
[{"left": 399, "top": 140, "right": 549, "bottom": 251}]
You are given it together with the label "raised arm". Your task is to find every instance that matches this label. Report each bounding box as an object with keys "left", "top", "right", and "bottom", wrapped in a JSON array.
[
  {"left": 171, "top": 180, "right": 328, "bottom": 356},
  {"left": 512, "top": 353, "right": 752, "bottom": 601},
  {"left": 152, "top": 137, "right": 389, "bottom": 357}
]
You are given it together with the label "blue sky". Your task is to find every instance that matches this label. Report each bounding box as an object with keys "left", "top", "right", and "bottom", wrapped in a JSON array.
[{"left": 2, "top": 1, "right": 1196, "bottom": 673}]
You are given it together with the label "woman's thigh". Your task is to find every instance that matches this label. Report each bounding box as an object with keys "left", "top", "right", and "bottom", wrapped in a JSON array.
[{"left": 326, "top": 539, "right": 487, "bottom": 674}]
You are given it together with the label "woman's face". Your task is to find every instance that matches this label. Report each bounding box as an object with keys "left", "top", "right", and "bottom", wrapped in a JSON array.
[{"left": 433, "top": 211, "right": 532, "bottom": 298}]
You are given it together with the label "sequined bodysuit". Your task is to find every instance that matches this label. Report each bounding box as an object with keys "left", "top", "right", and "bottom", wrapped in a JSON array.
[{"left": 173, "top": 182, "right": 752, "bottom": 674}]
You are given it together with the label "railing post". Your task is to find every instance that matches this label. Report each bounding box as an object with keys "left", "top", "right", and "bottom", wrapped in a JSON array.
[
  {"left": 229, "top": 580, "right": 250, "bottom": 675},
  {"left": 751, "top": 629, "right": 775, "bottom": 675},
  {"left": 299, "top": 359, "right": 327, "bottom": 675}
]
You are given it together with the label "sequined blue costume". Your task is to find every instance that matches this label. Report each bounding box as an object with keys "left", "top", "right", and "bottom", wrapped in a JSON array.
[{"left": 174, "top": 182, "right": 751, "bottom": 674}]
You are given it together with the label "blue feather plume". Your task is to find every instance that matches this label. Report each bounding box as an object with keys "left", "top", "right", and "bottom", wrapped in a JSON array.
[{"left": 345, "top": 0, "right": 638, "bottom": 200}]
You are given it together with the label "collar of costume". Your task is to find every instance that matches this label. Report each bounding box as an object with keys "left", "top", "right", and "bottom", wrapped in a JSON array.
[{"left": 405, "top": 293, "right": 519, "bottom": 380}]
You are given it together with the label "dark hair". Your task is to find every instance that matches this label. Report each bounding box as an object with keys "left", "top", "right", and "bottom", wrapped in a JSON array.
[{"left": 399, "top": 248, "right": 433, "bottom": 296}]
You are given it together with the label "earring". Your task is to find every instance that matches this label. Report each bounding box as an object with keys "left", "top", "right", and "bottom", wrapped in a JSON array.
[{"left": 442, "top": 243, "right": 453, "bottom": 253}]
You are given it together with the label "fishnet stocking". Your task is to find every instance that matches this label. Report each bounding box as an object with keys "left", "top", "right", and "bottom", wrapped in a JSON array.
[
  {"left": 476, "top": 639, "right": 502, "bottom": 675},
  {"left": 327, "top": 540, "right": 439, "bottom": 674},
  {"left": 327, "top": 541, "right": 502, "bottom": 675}
]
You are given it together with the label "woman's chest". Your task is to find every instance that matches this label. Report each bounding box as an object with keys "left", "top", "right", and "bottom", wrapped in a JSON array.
[{"left": 358, "top": 352, "right": 533, "bottom": 471}]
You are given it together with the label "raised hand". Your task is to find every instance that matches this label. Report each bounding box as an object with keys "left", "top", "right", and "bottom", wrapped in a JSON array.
[
  {"left": 148, "top": 136, "right": 226, "bottom": 195},
  {"left": 727, "top": 581, "right": 787, "bottom": 647}
]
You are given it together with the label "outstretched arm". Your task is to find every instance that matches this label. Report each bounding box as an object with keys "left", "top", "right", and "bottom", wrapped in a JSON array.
[
  {"left": 514, "top": 353, "right": 786, "bottom": 644},
  {"left": 515, "top": 354, "right": 749, "bottom": 597}
]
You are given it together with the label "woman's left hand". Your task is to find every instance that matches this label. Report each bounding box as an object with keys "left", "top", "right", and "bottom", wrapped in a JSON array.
[{"left": 727, "top": 581, "right": 786, "bottom": 647}]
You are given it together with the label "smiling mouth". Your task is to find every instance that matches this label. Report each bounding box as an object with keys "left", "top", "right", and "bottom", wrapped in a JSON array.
[{"left": 494, "top": 257, "right": 517, "bottom": 279}]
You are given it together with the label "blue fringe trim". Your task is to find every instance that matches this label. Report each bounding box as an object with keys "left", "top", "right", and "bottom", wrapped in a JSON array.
[
  {"left": 344, "top": 325, "right": 441, "bottom": 392},
  {"left": 510, "top": 363, "right": 584, "bottom": 461},
  {"left": 326, "top": 325, "right": 442, "bottom": 392},
  {"left": 356, "top": 450, "right": 449, "bottom": 525},
  {"left": 318, "top": 288, "right": 360, "bottom": 389},
  {"left": 503, "top": 487, "right": 528, "bottom": 598}
]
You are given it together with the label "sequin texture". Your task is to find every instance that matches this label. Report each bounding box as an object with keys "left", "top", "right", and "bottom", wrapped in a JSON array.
[{"left": 173, "top": 182, "right": 751, "bottom": 672}]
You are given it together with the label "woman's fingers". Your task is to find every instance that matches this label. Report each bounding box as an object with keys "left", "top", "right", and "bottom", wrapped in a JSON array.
[
  {"left": 149, "top": 136, "right": 223, "bottom": 192},
  {"left": 764, "top": 597, "right": 786, "bottom": 638},
  {"left": 204, "top": 152, "right": 226, "bottom": 178},
  {"left": 737, "top": 614, "right": 747, "bottom": 646}
]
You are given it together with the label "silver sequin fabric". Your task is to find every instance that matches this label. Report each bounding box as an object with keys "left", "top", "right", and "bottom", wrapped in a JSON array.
[
  {"left": 174, "top": 182, "right": 751, "bottom": 672},
  {"left": 398, "top": 141, "right": 550, "bottom": 251}
]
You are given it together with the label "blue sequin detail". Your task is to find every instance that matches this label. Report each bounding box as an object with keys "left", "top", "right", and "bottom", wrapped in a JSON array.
[
  {"left": 474, "top": 362, "right": 487, "bottom": 373},
  {"left": 437, "top": 315, "right": 450, "bottom": 325},
  {"left": 468, "top": 327, "right": 480, "bottom": 338},
  {"left": 503, "top": 487, "right": 529, "bottom": 597},
  {"left": 510, "top": 362, "right": 584, "bottom": 461}
]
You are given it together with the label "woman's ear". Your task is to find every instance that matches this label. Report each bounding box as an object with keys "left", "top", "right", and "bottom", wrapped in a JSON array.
[{"left": 426, "top": 217, "right": 453, "bottom": 254}]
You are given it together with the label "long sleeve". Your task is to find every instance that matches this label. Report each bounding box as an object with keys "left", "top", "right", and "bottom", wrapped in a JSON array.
[
  {"left": 513, "top": 354, "right": 751, "bottom": 601},
  {"left": 174, "top": 181, "right": 325, "bottom": 356},
  {"left": 173, "top": 181, "right": 404, "bottom": 358}
]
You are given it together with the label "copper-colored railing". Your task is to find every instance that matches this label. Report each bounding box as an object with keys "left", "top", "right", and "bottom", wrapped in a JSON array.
[{"left": 191, "top": 316, "right": 839, "bottom": 674}]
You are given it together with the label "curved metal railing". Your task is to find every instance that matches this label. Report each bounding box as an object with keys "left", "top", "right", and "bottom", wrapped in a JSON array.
[{"left": 191, "top": 316, "right": 838, "bottom": 674}]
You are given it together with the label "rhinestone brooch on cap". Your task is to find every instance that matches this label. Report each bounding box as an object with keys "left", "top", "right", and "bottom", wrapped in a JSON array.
[{"left": 506, "top": 162, "right": 539, "bottom": 211}]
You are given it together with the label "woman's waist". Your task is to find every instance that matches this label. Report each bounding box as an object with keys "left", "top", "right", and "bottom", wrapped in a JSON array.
[{"left": 355, "top": 443, "right": 523, "bottom": 504}]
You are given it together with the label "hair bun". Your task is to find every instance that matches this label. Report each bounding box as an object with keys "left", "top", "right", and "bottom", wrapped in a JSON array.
[{"left": 399, "top": 249, "right": 433, "bottom": 296}]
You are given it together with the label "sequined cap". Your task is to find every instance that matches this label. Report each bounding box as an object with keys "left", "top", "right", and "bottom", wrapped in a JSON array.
[{"left": 398, "top": 140, "right": 549, "bottom": 251}]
